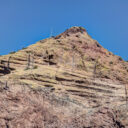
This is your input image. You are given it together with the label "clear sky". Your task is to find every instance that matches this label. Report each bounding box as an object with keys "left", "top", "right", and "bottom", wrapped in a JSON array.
[{"left": 0, "top": 0, "right": 128, "bottom": 60}]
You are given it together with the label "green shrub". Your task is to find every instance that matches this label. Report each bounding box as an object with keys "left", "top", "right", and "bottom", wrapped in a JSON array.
[
  {"left": 109, "top": 61, "right": 113, "bottom": 64},
  {"left": 33, "top": 65, "right": 38, "bottom": 69},
  {"left": 79, "top": 41, "right": 82, "bottom": 44},
  {"left": 24, "top": 67, "right": 30, "bottom": 70},
  {"left": 119, "top": 57, "right": 123, "bottom": 61},
  {"left": 22, "top": 47, "right": 27, "bottom": 50},
  {"left": 9, "top": 51, "right": 16, "bottom": 54}
]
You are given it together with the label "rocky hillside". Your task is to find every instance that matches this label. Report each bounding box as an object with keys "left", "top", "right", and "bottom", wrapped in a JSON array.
[{"left": 0, "top": 26, "right": 128, "bottom": 127}]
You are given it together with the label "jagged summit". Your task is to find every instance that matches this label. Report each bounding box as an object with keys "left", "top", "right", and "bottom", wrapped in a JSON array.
[
  {"left": 64, "top": 26, "right": 86, "bottom": 34},
  {"left": 55, "top": 26, "right": 90, "bottom": 39}
]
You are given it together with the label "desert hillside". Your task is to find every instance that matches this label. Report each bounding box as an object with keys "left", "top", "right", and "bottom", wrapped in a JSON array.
[{"left": 0, "top": 26, "right": 128, "bottom": 127}]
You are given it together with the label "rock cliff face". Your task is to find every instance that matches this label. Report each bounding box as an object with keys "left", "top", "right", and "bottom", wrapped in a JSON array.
[{"left": 0, "top": 26, "right": 128, "bottom": 127}]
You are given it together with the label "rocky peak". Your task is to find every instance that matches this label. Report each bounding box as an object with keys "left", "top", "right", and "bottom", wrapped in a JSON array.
[
  {"left": 55, "top": 26, "right": 87, "bottom": 39},
  {"left": 64, "top": 26, "right": 86, "bottom": 34}
]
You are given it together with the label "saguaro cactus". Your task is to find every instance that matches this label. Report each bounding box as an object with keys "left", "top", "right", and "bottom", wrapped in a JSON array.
[
  {"left": 74, "top": 47, "right": 86, "bottom": 70},
  {"left": 31, "top": 54, "right": 34, "bottom": 68},
  {"left": 4, "top": 81, "right": 9, "bottom": 90},
  {"left": 72, "top": 54, "right": 75, "bottom": 69},
  {"left": 27, "top": 53, "right": 31, "bottom": 69},
  {"left": 125, "top": 85, "right": 128, "bottom": 108},
  {"left": 26, "top": 53, "right": 36, "bottom": 69},
  {"left": 7, "top": 56, "right": 11, "bottom": 69},
  {"left": 93, "top": 60, "right": 98, "bottom": 78}
]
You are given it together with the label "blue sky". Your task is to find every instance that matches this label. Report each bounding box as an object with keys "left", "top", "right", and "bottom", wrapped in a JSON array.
[{"left": 0, "top": 0, "right": 128, "bottom": 60}]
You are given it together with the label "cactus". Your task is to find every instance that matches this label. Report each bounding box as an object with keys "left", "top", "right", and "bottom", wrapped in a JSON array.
[
  {"left": 27, "top": 53, "right": 31, "bottom": 69},
  {"left": 31, "top": 54, "right": 34, "bottom": 68},
  {"left": 125, "top": 85, "right": 128, "bottom": 108},
  {"left": 25, "top": 53, "right": 36, "bottom": 70},
  {"left": 4, "top": 81, "right": 9, "bottom": 90},
  {"left": 73, "top": 46, "right": 86, "bottom": 70},
  {"left": 7, "top": 56, "right": 11, "bottom": 69},
  {"left": 93, "top": 60, "right": 97, "bottom": 78},
  {"left": 72, "top": 54, "right": 75, "bottom": 69}
]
